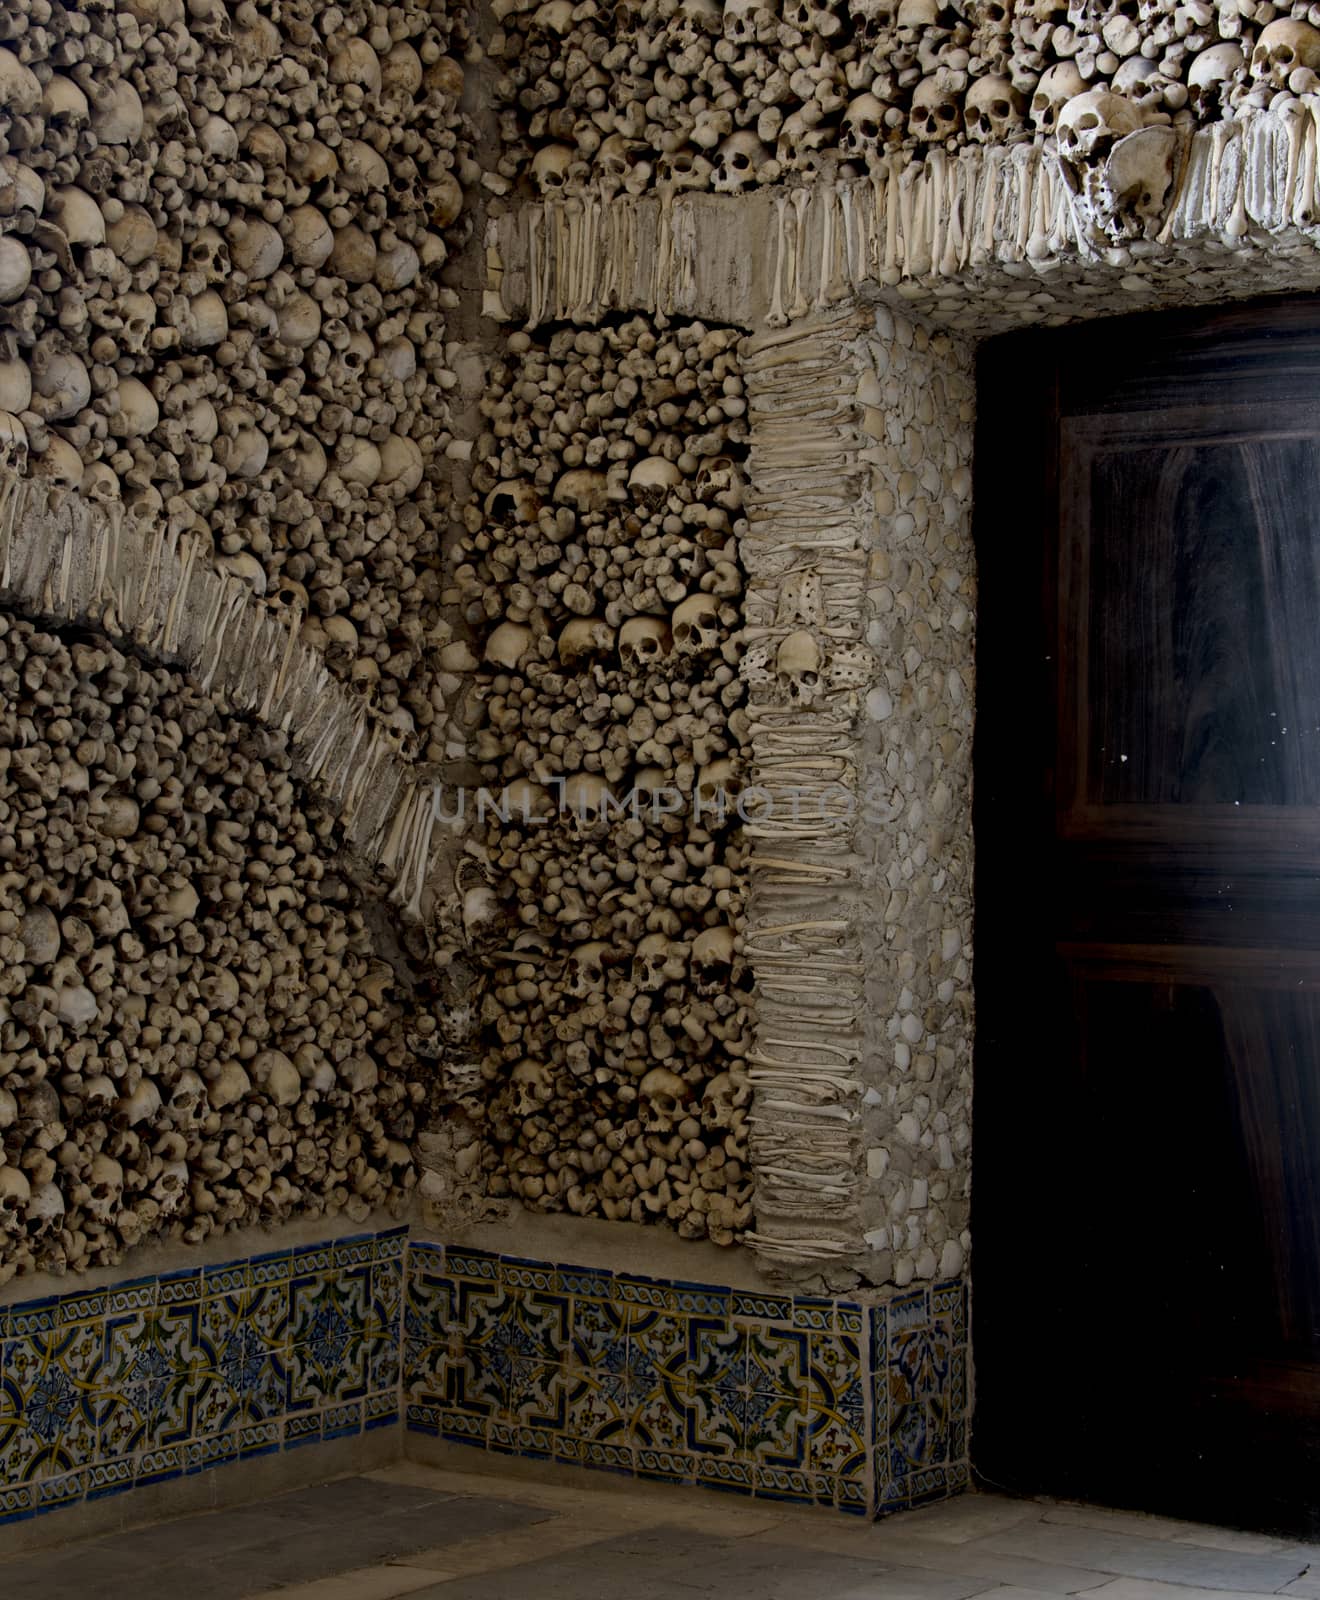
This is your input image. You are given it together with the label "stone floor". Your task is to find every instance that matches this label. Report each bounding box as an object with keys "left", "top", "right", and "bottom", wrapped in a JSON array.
[{"left": 2, "top": 1463, "right": 1320, "bottom": 1600}]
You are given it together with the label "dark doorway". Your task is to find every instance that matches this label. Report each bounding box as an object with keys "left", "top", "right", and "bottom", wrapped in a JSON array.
[{"left": 972, "top": 297, "right": 1320, "bottom": 1536}]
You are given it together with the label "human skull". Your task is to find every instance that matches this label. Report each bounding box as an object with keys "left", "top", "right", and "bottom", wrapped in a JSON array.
[
  {"left": 0, "top": 1163, "right": 30, "bottom": 1220},
  {"left": 1116, "top": 57, "right": 1176, "bottom": 113},
  {"left": 554, "top": 467, "right": 610, "bottom": 516},
  {"left": 558, "top": 617, "right": 615, "bottom": 667},
  {"left": 1251, "top": 19, "right": 1320, "bottom": 88},
  {"left": 199, "top": 968, "right": 241, "bottom": 1011},
  {"left": 1188, "top": 41, "right": 1245, "bottom": 118},
  {"left": 531, "top": 143, "right": 573, "bottom": 193},
  {"left": 723, "top": 0, "right": 777, "bottom": 46},
  {"left": 660, "top": 149, "right": 714, "bottom": 190},
  {"left": 510, "top": 1059, "right": 551, "bottom": 1117},
  {"left": 701, "top": 1071, "right": 741, "bottom": 1130},
  {"left": 839, "top": 93, "right": 887, "bottom": 163},
  {"left": 964, "top": 75, "right": 1024, "bottom": 143},
  {"left": 778, "top": 109, "right": 831, "bottom": 168},
  {"left": 897, "top": 0, "right": 937, "bottom": 23},
  {"left": 629, "top": 767, "right": 669, "bottom": 823},
  {"left": 713, "top": 130, "right": 768, "bottom": 193},
  {"left": 41, "top": 75, "right": 89, "bottom": 157},
  {"left": 692, "top": 925, "right": 736, "bottom": 997},
  {"left": 672, "top": 593, "right": 721, "bottom": 655},
  {"left": 565, "top": 941, "right": 609, "bottom": 999},
  {"left": 695, "top": 758, "right": 739, "bottom": 814},
  {"left": 619, "top": 616, "right": 672, "bottom": 673},
  {"left": 633, "top": 932, "right": 684, "bottom": 992},
  {"left": 558, "top": 772, "right": 606, "bottom": 825},
  {"left": 486, "top": 480, "right": 541, "bottom": 523},
  {"left": 1030, "top": 61, "right": 1086, "bottom": 134},
  {"left": 909, "top": 77, "right": 963, "bottom": 143},
  {"left": 639, "top": 1066, "right": 689, "bottom": 1131},
  {"left": 782, "top": 0, "right": 846, "bottom": 38},
  {"left": 777, "top": 628, "right": 822, "bottom": 702},
  {"left": 1056, "top": 89, "right": 1148, "bottom": 163},
  {"left": 595, "top": 133, "right": 642, "bottom": 190},
  {"left": 628, "top": 454, "right": 682, "bottom": 510},
  {"left": 695, "top": 454, "right": 740, "bottom": 503},
  {"left": 87, "top": 1153, "right": 123, "bottom": 1223}
]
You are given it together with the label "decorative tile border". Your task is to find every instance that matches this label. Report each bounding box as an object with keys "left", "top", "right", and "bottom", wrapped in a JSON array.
[
  {"left": 0, "top": 1229, "right": 406, "bottom": 1529},
  {"left": 0, "top": 1230, "right": 967, "bottom": 1527},
  {"left": 404, "top": 1244, "right": 968, "bottom": 1518}
]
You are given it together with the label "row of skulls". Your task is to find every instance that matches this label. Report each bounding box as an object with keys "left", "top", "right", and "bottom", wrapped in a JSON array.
[{"left": 494, "top": 0, "right": 1320, "bottom": 196}]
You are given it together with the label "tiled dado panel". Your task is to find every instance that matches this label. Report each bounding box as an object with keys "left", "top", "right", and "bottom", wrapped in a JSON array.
[
  {"left": 405, "top": 1246, "right": 969, "bottom": 1517},
  {"left": 0, "top": 1231, "right": 967, "bottom": 1529},
  {"left": 0, "top": 1229, "right": 405, "bottom": 1528}
]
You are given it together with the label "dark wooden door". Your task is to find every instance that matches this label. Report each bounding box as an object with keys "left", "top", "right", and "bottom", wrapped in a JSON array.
[{"left": 973, "top": 297, "right": 1320, "bottom": 1536}]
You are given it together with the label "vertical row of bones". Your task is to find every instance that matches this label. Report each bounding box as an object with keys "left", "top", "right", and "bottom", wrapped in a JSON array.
[
  {"left": 488, "top": 0, "right": 1320, "bottom": 195},
  {"left": 449, "top": 318, "right": 755, "bottom": 1244},
  {"left": 0, "top": 0, "right": 474, "bottom": 761},
  {"left": 0, "top": 615, "right": 432, "bottom": 1284}
]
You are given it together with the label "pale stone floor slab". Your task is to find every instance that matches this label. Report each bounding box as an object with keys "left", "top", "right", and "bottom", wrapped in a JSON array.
[{"left": 1, "top": 1465, "right": 1319, "bottom": 1600}]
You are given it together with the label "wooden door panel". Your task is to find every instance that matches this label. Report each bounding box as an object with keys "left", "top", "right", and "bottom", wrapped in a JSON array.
[
  {"left": 1061, "top": 423, "right": 1320, "bottom": 822},
  {"left": 973, "top": 297, "right": 1320, "bottom": 1535}
]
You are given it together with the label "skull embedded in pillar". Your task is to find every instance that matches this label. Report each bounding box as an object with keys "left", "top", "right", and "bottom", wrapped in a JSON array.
[
  {"left": 963, "top": 75, "right": 1024, "bottom": 143},
  {"left": 777, "top": 628, "right": 822, "bottom": 704}
]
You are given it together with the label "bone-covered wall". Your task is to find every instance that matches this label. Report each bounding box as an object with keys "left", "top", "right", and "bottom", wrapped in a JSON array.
[
  {"left": 0, "top": 613, "right": 431, "bottom": 1284},
  {"left": 0, "top": 0, "right": 474, "bottom": 761},
  {"left": 0, "top": 0, "right": 471, "bottom": 1283},
  {"left": 448, "top": 316, "right": 755, "bottom": 1245},
  {"left": 6, "top": 0, "right": 1296, "bottom": 1294},
  {"left": 489, "top": 0, "right": 1312, "bottom": 198}
]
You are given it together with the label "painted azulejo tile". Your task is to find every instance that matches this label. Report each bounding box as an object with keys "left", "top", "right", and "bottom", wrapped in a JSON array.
[
  {"left": 0, "top": 1227, "right": 406, "bottom": 1529},
  {"left": 879, "top": 1277, "right": 969, "bottom": 1512}
]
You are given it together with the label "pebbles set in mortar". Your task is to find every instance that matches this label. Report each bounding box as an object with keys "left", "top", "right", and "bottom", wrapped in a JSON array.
[
  {"left": 0, "top": 0, "right": 474, "bottom": 761},
  {"left": 448, "top": 317, "right": 754, "bottom": 1245},
  {"left": 489, "top": 0, "right": 1320, "bottom": 196},
  {"left": 0, "top": 615, "right": 431, "bottom": 1283}
]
